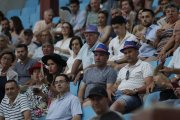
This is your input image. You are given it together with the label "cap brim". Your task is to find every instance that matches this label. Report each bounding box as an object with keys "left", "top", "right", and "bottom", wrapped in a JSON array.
[
  {"left": 83, "top": 31, "right": 99, "bottom": 35},
  {"left": 120, "top": 46, "right": 139, "bottom": 53},
  {"left": 93, "top": 50, "right": 110, "bottom": 55}
]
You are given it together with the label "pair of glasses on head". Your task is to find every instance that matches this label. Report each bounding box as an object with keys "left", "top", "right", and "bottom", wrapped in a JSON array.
[{"left": 126, "top": 70, "right": 130, "bottom": 80}]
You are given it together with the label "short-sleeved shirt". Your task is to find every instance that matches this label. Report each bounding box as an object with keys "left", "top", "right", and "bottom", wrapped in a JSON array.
[
  {"left": 46, "top": 92, "right": 82, "bottom": 120},
  {"left": 108, "top": 31, "right": 137, "bottom": 61},
  {"left": 117, "top": 59, "right": 153, "bottom": 90},
  {"left": 0, "top": 94, "right": 31, "bottom": 119},
  {"left": 139, "top": 24, "right": 160, "bottom": 57},
  {"left": 82, "top": 66, "right": 117, "bottom": 98},
  {"left": 76, "top": 41, "right": 100, "bottom": 69},
  {"left": 13, "top": 58, "right": 37, "bottom": 85},
  {"left": 168, "top": 46, "right": 180, "bottom": 77}
]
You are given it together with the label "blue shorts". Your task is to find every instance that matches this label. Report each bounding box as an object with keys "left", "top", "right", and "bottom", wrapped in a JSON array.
[{"left": 113, "top": 90, "right": 142, "bottom": 112}]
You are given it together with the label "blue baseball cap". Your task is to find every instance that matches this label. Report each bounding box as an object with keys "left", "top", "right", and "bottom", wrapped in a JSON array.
[
  {"left": 93, "top": 43, "right": 110, "bottom": 55},
  {"left": 120, "top": 41, "right": 140, "bottom": 53},
  {"left": 84, "top": 24, "right": 99, "bottom": 35}
]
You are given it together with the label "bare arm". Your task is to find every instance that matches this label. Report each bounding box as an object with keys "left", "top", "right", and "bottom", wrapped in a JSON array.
[
  {"left": 0, "top": 116, "right": 5, "bottom": 120},
  {"left": 71, "top": 59, "right": 82, "bottom": 76},
  {"left": 137, "top": 76, "right": 153, "bottom": 94},
  {"left": 23, "top": 110, "right": 31, "bottom": 120},
  {"left": 72, "top": 115, "right": 81, "bottom": 120},
  {"left": 99, "top": 26, "right": 112, "bottom": 43},
  {"left": 78, "top": 82, "right": 86, "bottom": 103},
  {"left": 106, "top": 83, "right": 115, "bottom": 101}
]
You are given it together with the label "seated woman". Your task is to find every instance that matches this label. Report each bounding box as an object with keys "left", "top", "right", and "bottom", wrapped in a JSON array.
[
  {"left": 97, "top": 10, "right": 112, "bottom": 44},
  {"left": 64, "top": 36, "right": 83, "bottom": 74},
  {"left": 54, "top": 22, "right": 74, "bottom": 59},
  {"left": 23, "top": 62, "right": 49, "bottom": 119},
  {"left": 0, "top": 49, "right": 17, "bottom": 102},
  {"left": 154, "top": 4, "right": 179, "bottom": 57}
]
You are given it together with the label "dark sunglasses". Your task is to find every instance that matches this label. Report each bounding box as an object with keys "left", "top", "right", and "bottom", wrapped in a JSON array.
[{"left": 126, "top": 70, "right": 130, "bottom": 80}]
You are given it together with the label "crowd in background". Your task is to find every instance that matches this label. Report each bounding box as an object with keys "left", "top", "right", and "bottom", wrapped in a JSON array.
[{"left": 0, "top": 0, "right": 180, "bottom": 120}]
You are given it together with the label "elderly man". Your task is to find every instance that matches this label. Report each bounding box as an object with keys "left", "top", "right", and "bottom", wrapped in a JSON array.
[
  {"left": 33, "top": 9, "right": 55, "bottom": 36},
  {"left": 0, "top": 80, "right": 31, "bottom": 120},
  {"left": 70, "top": 24, "right": 101, "bottom": 80},
  {"left": 110, "top": 41, "right": 153, "bottom": 113},
  {"left": 78, "top": 43, "right": 117, "bottom": 106},
  {"left": 46, "top": 74, "right": 82, "bottom": 120}
]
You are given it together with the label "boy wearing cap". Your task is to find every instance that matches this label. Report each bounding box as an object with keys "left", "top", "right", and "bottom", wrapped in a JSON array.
[
  {"left": 78, "top": 43, "right": 117, "bottom": 106},
  {"left": 110, "top": 41, "right": 153, "bottom": 113}
]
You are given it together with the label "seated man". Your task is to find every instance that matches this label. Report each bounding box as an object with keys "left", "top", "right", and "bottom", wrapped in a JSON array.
[
  {"left": 46, "top": 74, "right": 82, "bottom": 120},
  {"left": 110, "top": 41, "right": 153, "bottom": 113},
  {"left": 88, "top": 87, "right": 122, "bottom": 120},
  {"left": 78, "top": 43, "right": 117, "bottom": 106},
  {"left": 0, "top": 80, "right": 32, "bottom": 120}
]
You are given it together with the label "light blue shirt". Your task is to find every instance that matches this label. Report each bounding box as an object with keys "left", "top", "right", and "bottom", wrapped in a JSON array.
[
  {"left": 46, "top": 92, "right": 82, "bottom": 120},
  {"left": 139, "top": 24, "right": 160, "bottom": 57}
]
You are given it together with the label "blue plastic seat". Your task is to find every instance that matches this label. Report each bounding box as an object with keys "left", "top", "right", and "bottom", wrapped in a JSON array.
[
  {"left": 59, "top": 0, "right": 69, "bottom": 7},
  {"left": 82, "top": 106, "right": 96, "bottom": 120},
  {"left": 30, "top": 13, "right": 40, "bottom": 29},
  {"left": 21, "top": 7, "right": 36, "bottom": 17},
  {"left": 25, "top": 0, "right": 39, "bottom": 7},
  {"left": 70, "top": 81, "right": 79, "bottom": 96},
  {"left": 19, "top": 16, "right": 31, "bottom": 29},
  {"left": 52, "top": 17, "right": 60, "bottom": 24},
  {"left": 6, "top": 9, "right": 21, "bottom": 19}
]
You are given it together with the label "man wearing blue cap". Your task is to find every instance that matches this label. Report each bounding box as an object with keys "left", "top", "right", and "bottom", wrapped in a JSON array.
[
  {"left": 110, "top": 41, "right": 153, "bottom": 113},
  {"left": 78, "top": 43, "right": 117, "bottom": 106}
]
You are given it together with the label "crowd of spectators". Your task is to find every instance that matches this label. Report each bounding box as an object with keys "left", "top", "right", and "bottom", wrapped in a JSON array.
[{"left": 0, "top": 0, "right": 180, "bottom": 120}]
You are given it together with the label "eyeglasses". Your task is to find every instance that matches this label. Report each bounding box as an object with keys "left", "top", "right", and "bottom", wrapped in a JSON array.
[
  {"left": 54, "top": 80, "right": 67, "bottom": 84},
  {"left": 126, "top": 70, "right": 130, "bottom": 80}
]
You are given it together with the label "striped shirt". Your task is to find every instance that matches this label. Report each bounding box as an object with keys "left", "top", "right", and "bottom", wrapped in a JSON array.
[{"left": 0, "top": 94, "right": 31, "bottom": 120}]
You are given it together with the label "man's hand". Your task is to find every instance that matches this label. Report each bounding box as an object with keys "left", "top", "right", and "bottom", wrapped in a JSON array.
[
  {"left": 159, "top": 67, "right": 173, "bottom": 74},
  {"left": 122, "top": 89, "right": 136, "bottom": 96},
  {"left": 106, "top": 88, "right": 115, "bottom": 102},
  {"left": 136, "top": 33, "right": 145, "bottom": 41},
  {"left": 146, "top": 82, "right": 155, "bottom": 93},
  {"left": 156, "top": 28, "right": 165, "bottom": 38}
]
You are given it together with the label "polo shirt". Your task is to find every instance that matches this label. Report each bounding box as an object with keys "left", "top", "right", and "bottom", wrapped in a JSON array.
[
  {"left": 108, "top": 31, "right": 137, "bottom": 61},
  {"left": 0, "top": 94, "right": 31, "bottom": 120},
  {"left": 117, "top": 59, "right": 153, "bottom": 90},
  {"left": 76, "top": 41, "right": 100, "bottom": 69}
]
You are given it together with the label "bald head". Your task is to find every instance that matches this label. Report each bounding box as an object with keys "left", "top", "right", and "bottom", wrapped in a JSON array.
[{"left": 44, "top": 9, "right": 54, "bottom": 23}]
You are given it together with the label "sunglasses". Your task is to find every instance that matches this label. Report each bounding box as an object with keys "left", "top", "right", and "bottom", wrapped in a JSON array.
[{"left": 126, "top": 70, "right": 130, "bottom": 80}]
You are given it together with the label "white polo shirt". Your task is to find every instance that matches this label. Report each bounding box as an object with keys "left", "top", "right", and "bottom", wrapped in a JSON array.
[
  {"left": 76, "top": 41, "right": 100, "bottom": 69},
  {"left": 108, "top": 31, "right": 137, "bottom": 61},
  {"left": 117, "top": 59, "right": 153, "bottom": 90}
]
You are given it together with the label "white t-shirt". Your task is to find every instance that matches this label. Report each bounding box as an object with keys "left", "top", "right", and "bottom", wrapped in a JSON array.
[{"left": 117, "top": 59, "right": 153, "bottom": 90}]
